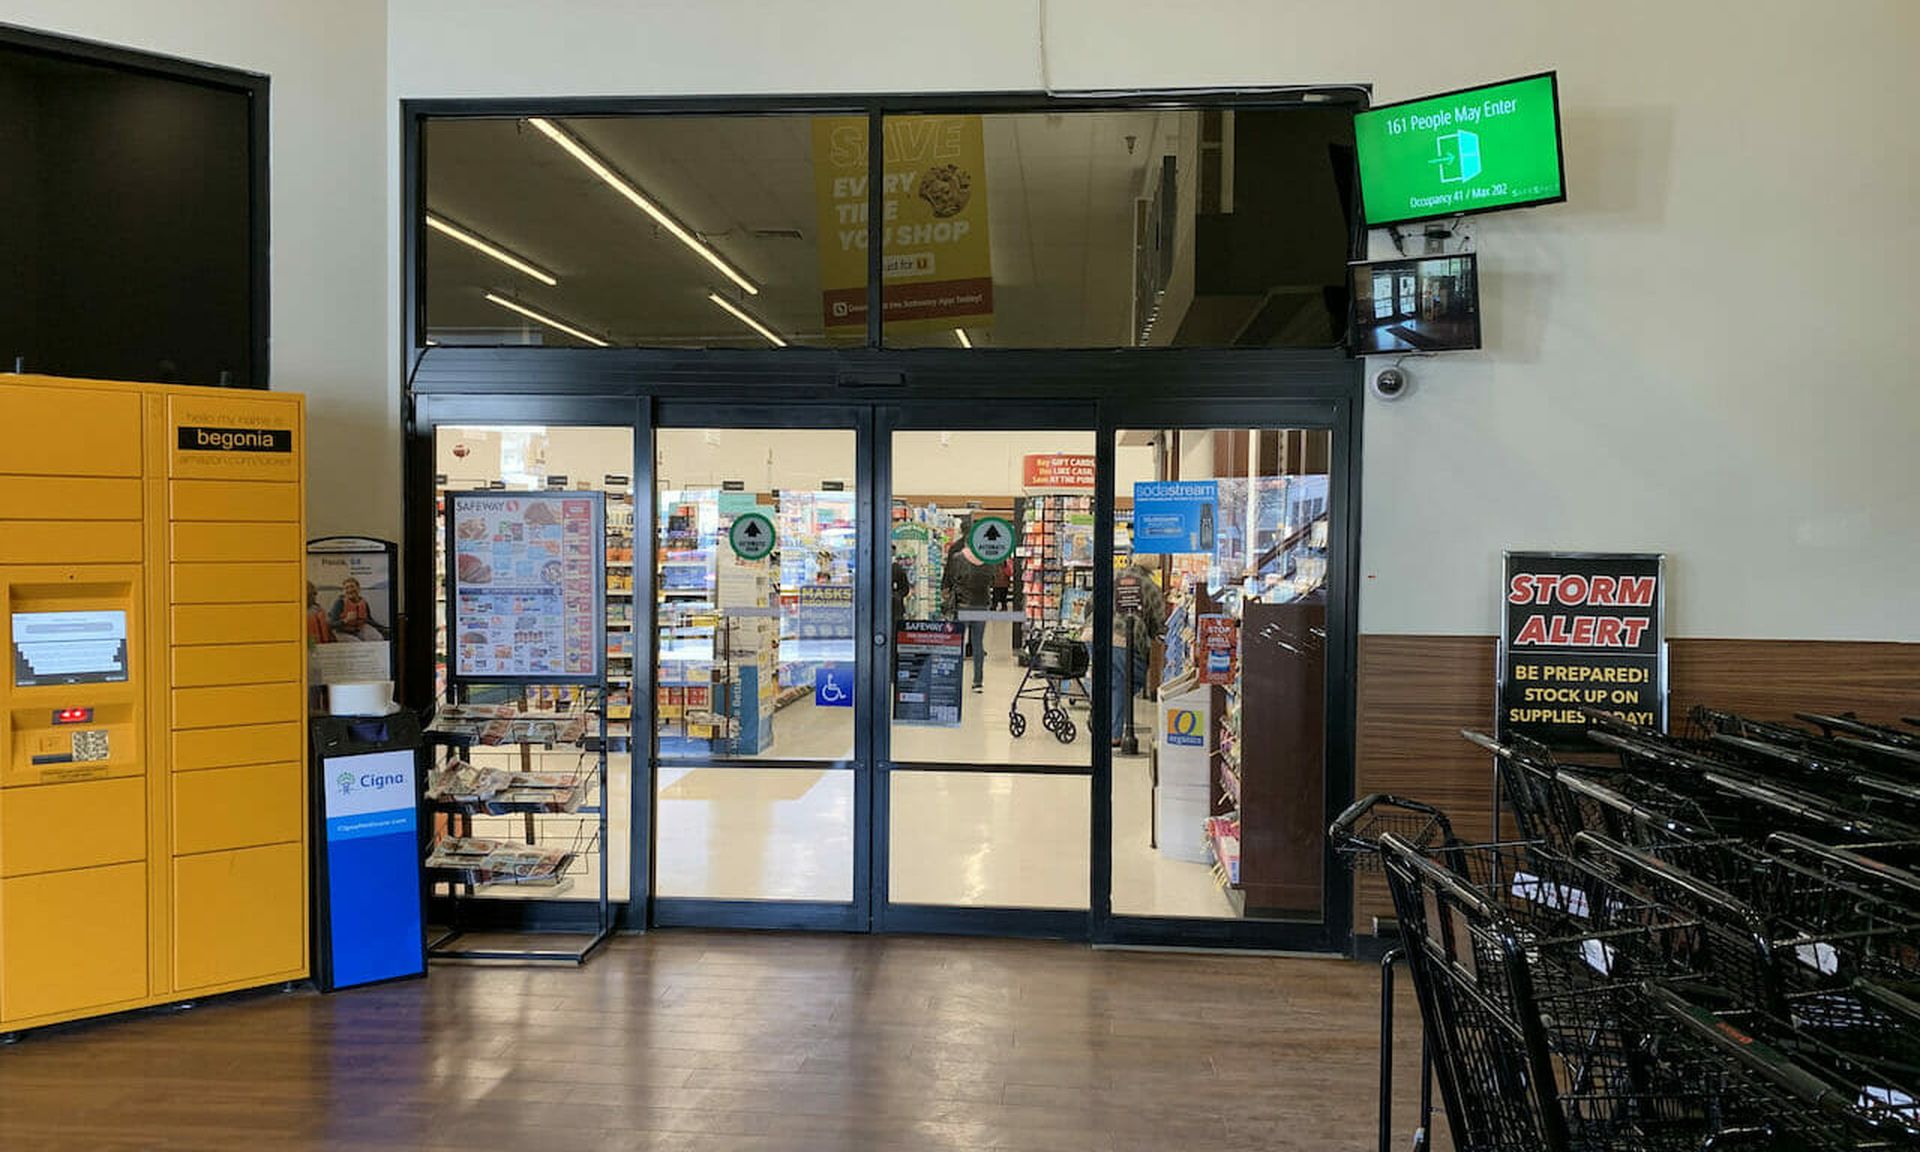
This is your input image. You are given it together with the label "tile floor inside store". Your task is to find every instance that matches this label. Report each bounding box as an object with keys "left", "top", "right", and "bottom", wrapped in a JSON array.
[
  {"left": 651, "top": 623, "right": 1232, "bottom": 916},
  {"left": 0, "top": 932, "right": 1437, "bottom": 1152}
]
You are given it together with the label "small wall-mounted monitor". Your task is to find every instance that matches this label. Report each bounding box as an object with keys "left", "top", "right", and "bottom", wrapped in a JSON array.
[
  {"left": 1354, "top": 72, "right": 1565, "bottom": 228},
  {"left": 1349, "top": 253, "right": 1482, "bottom": 354}
]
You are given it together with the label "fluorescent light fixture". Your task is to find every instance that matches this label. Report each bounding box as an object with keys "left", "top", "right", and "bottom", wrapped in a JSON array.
[
  {"left": 527, "top": 116, "right": 758, "bottom": 296},
  {"left": 954, "top": 327, "right": 972, "bottom": 348},
  {"left": 426, "top": 213, "right": 558, "bottom": 286},
  {"left": 707, "top": 292, "right": 786, "bottom": 348},
  {"left": 483, "top": 292, "right": 609, "bottom": 347}
]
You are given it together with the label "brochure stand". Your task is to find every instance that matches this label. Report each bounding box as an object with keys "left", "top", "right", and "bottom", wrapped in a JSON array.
[
  {"left": 432, "top": 489, "right": 614, "bottom": 965},
  {"left": 422, "top": 695, "right": 612, "bottom": 964}
]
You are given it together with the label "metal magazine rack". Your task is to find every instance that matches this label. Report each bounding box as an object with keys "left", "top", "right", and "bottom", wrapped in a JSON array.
[
  {"left": 422, "top": 691, "right": 613, "bottom": 964},
  {"left": 432, "top": 488, "right": 616, "bottom": 964}
]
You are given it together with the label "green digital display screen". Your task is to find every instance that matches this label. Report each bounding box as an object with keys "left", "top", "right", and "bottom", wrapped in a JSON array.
[{"left": 1355, "top": 72, "right": 1565, "bottom": 227}]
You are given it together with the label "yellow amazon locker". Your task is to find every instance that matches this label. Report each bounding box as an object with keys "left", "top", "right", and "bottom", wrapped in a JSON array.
[{"left": 0, "top": 375, "right": 307, "bottom": 1033}]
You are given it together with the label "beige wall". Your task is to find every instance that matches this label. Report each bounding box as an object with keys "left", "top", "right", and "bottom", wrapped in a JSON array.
[
  {"left": 388, "top": 0, "right": 1920, "bottom": 642},
  {"left": 0, "top": 0, "right": 394, "bottom": 541},
  {"left": 8, "top": 2, "right": 1917, "bottom": 641}
]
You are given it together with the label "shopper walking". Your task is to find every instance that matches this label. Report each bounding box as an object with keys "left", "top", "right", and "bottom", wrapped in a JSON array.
[
  {"left": 990, "top": 557, "right": 1013, "bottom": 611},
  {"left": 941, "top": 535, "right": 996, "bottom": 692},
  {"left": 1108, "top": 551, "right": 1166, "bottom": 747},
  {"left": 891, "top": 557, "right": 912, "bottom": 623}
]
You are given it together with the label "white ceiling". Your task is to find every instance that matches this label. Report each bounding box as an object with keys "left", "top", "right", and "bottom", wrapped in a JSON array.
[{"left": 424, "top": 110, "right": 1182, "bottom": 348}]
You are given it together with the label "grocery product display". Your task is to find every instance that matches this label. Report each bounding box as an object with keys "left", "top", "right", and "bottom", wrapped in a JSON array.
[
  {"left": 654, "top": 487, "right": 858, "bottom": 758},
  {"left": 889, "top": 504, "right": 964, "bottom": 619},
  {"left": 777, "top": 491, "right": 857, "bottom": 712},
  {"left": 605, "top": 484, "right": 636, "bottom": 741},
  {"left": 1125, "top": 447, "right": 1334, "bottom": 920},
  {"left": 1017, "top": 493, "right": 1096, "bottom": 637}
]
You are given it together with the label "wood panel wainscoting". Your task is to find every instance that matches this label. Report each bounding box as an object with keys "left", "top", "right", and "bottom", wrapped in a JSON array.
[{"left": 1351, "top": 633, "right": 1920, "bottom": 934}]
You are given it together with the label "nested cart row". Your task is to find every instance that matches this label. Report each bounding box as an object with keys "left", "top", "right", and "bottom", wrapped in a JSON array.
[{"left": 1337, "top": 704, "right": 1920, "bottom": 1151}]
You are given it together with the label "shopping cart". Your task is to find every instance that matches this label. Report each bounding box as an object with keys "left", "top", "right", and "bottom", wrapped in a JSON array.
[
  {"left": 1379, "top": 833, "right": 1719, "bottom": 1151},
  {"left": 1576, "top": 824, "right": 1920, "bottom": 1014},
  {"left": 1686, "top": 704, "right": 1819, "bottom": 748},
  {"left": 1464, "top": 728, "right": 1608, "bottom": 856},
  {"left": 1646, "top": 980, "right": 1920, "bottom": 1149},
  {"left": 1329, "top": 793, "right": 1456, "bottom": 1152},
  {"left": 1553, "top": 767, "right": 1727, "bottom": 848},
  {"left": 1688, "top": 706, "right": 1920, "bottom": 787},
  {"left": 1404, "top": 703, "right": 1920, "bottom": 1150},
  {"left": 1796, "top": 711, "right": 1920, "bottom": 753},
  {"left": 1570, "top": 831, "right": 1783, "bottom": 1015},
  {"left": 1622, "top": 706, "right": 1920, "bottom": 822},
  {"left": 1752, "top": 833, "right": 1920, "bottom": 999},
  {"left": 1589, "top": 729, "right": 1918, "bottom": 846},
  {"left": 1008, "top": 627, "right": 1092, "bottom": 745},
  {"left": 1708, "top": 734, "right": 1920, "bottom": 828}
]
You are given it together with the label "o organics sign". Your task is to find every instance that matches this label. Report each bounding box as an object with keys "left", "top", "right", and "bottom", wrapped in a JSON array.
[{"left": 1165, "top": 708, "right": 1205, "bottom": 747}]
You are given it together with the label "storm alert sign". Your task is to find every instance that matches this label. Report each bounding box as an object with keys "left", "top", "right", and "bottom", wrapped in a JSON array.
[{"left": 1497, "top": 552, "right": 1666, "bottom": 750}]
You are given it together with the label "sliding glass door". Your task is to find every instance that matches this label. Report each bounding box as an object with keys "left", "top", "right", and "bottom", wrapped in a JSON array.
[
  {"left": 647, "top": 403, "right": 873, "bottom": 929},
  {"left": 1095, "top": 399, "right": 1356, "bottom": 951},
  {"left": 874, "top": 403, "right": 1098, "bottom": 936},
  {"left": 409, "top": 385, "right": 1358, "bottom": 952}
]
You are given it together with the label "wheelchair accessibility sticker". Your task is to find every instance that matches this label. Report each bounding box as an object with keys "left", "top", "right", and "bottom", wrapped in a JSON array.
[
  {"left": 1165, "top": 708, "right": 1205, "bottom": 747},
  {"left": 815, "top": 664, "right": 854, "bottom": 708}
]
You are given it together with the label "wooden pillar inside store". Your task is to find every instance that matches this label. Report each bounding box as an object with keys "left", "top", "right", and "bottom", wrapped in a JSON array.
[
  {"left": 1302, "top": 430, "right": 1329, "bottom": 475},
  {"left": 1212, "top": 430, "right": 1250, "bottom": 478},
  {"left": 1257, "top": 430, "right": 1281, "bottom": 476}
]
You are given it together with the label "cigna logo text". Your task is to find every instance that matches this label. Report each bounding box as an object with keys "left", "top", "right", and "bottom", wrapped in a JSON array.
[{"left": 337, "top": 770, "right": 406, "bottom": 794}]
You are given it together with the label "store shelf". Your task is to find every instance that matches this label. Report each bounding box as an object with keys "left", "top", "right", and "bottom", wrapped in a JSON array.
[
  {"left": 1218, "top": 761, "right": 1243, "bottom": 809},
  {"left": 1017, "top": 493, "right": 1094, "bottom": 634},
  {"left": 1231, "top": 599, "right": 1327, "bottom": 918},
  {"left": 1206, "top": 817, "right": 1241, "bottom": 889}
]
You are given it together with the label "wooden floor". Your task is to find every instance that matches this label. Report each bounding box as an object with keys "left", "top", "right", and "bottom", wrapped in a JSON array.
[{"left": 0, "top": 932, "right": 1438, "bottom": 1151}]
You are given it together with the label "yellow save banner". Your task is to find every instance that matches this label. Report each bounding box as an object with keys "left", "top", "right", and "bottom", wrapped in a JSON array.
[{"left": 812, "top": 115, "right": 993, "bottom": 336}]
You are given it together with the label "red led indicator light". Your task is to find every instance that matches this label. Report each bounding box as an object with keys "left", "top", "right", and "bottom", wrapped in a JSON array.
[{"left": 53, "top": 708, "right": 93, "bottom": 725}]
